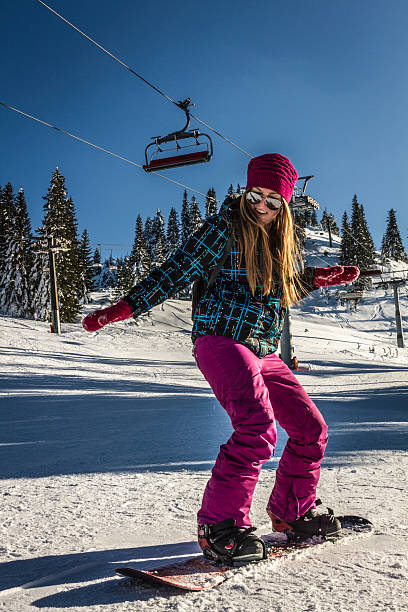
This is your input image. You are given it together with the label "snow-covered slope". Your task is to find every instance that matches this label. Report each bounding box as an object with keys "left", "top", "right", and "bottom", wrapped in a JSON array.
[{"left": 0, "top": 227, "right": 407, "bottom": 611}]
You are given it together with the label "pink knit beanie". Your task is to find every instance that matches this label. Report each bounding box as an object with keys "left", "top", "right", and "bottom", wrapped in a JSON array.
[{"left": 246, "top": 153, "right": 298, "bottom": 203}]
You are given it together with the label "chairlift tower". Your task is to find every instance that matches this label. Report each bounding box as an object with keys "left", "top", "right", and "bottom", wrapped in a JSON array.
[
  {"left": 36, "top": 235, "right": 69, "bottom": 334},
  {"left": 280, "top": 176, "right": 319, "bottom": 370},
  {"left": 375, "top": 277, "right": 406, "bottom": 348}
]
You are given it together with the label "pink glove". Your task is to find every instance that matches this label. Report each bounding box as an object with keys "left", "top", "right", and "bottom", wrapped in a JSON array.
[
  {"left": 312, "top": 266, "right": 360, "bottom": 288},
  {"left": 82, "top": 299, "right": 133, "bottom": 332}
]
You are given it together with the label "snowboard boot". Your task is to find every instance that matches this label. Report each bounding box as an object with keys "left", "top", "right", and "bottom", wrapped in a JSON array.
[
  {"left": 267, "top": 499, "right": 342, "bottom": 542},
  {"left": 198, "top": 518, "right": 267, "bottom": 567}
]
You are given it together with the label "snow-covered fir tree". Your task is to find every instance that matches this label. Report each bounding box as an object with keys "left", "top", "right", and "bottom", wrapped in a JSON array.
[
  {"left": 190, "top": 196, "right": 203, "bottom": 233},
  {"left": 166, "top": 207, "right": 180, "bottom": 256},
  {"left": 226, "top": 184, "right": 235, "bottom": 198},
  {"left": 30, "top": 242, "right": 50, "bottom": 321},
  {"left": 0, "top": 187, "right": 33, "bottom": 317},
  {"left": 293, "top": 208, "right": 308, "bottom": 228},
  {"left": 93, "top": 247, "right": 101, "bottom": 265},
  {"left": 32, "top": 169, "right": 82, "bottom": 322},
  {"left": 130, "top": 215, "right": 151, "bottom": 283},
  {"left": 144, "top": 216, "right": 155, "bottom": 262},
  {"left": 78, "top": 229, "right": 95, "bottom": 304},
  {"left": 321, "top": 209, "right": 340, "bottom": 237},
  {"left": 310, "top": 209, "right": 318, "bottom": 228},
  {"left": 181, "top": 190, "right": 193, "bottom": 243},
  {"left": 113, "top": 256, "right": 134, "bottom": 300},
  {"left": 0, "top": 183, "right": 16, "bottom": 284},
  {"left": 151, "top": 209, "right": 166, "bottom": 267},
  {"left": 381, "top": 209, "right": 407, "bottom": 263},
  {"left": 98, "top": 254, "right": 118, "bottom": 288},
  {"left": 339, "top": 211, "right": 354, "bottom": 265},
  {"left": 205, "top": 187, "right": 217, "bottom": 218},
  {"left": 350, "top": 195, "right": 376, "bottom": 288},
  {"left": 91, "top": 247, "right": 102, "bottom": 287}
]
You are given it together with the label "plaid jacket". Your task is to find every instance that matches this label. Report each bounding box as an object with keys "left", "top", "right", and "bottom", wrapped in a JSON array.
[{"left": 123, "top": 197, "right": 315, "bottom": 358}]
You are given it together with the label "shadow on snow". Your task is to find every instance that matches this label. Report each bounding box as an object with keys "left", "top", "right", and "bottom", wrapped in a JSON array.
[
  {"left": 0, "top": 541, "right": 201, "bottom": 604},
  {"left": 0, "top": 360, "right": 407, "bottom": 479}
]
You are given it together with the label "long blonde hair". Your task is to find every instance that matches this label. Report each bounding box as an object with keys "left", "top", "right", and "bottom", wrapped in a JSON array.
[{"left": 231, "top": 193, "right": 307, "bottom": 308}]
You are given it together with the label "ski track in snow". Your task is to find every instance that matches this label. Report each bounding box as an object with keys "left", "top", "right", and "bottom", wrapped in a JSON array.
[{"left": 1, "top": 261, "right": 408, "bottom": 611}]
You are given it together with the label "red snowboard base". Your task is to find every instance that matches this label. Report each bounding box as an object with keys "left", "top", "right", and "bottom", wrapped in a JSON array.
[
  {"left": 115, "top": 516, "right": 372, "bottom": 591},
  {"left": 116, "top": 556, "right": 228, "bottom": 590}
]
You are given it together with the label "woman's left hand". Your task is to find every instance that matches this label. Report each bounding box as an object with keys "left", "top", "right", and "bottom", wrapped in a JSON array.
[{"left": 312, "top": 265, "right": 360, "bottom": 288}]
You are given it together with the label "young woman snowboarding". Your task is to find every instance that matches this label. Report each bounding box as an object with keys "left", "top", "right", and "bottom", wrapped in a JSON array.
[{"left": 83, "top": 153, "right": 359, "bottom": 566}]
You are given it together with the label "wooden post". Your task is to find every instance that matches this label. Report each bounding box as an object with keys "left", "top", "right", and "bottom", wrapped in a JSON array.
[{"left": 48, "top": 235, "right": 61, "bottom": 334}]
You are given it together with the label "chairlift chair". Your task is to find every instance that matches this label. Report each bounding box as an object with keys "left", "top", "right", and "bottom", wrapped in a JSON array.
[
  {"left": 143, "top": 98, "right": 213, "bottom": 172},
  {"left": 292, "top": 176, "right": 319, "bottom": 210}
]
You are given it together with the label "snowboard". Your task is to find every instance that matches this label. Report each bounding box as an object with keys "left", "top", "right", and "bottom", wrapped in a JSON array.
[{"left": 115, "top": 515, "right": 372, "bottom": 591}]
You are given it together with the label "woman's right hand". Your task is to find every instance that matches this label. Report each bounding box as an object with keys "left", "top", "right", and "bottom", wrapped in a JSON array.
[{"left": 82, "top": 299, "right": 133, "bottom": 332}]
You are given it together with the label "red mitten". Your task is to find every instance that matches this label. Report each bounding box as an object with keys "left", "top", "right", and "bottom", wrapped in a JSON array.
[
  {"left": 312, "top": 266, "right": 360, "bottom": 288},
  {"left": 82, "top": 299, "right": 133, "bottom": 332}
]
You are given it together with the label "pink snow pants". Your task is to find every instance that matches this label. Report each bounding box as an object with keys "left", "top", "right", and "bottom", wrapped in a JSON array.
[{"left": 193, "top": 335, "right": 328, "bottom": 528}]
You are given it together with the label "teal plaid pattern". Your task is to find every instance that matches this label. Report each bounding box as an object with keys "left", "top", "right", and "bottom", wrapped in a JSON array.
[{"left": 124, "top": 198, "right": 314, "bottom": 357}]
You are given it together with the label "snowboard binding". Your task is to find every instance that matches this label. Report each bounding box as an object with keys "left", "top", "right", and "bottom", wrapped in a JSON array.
[
  {"left": 267, "top": 499, "right": 342, "bottom": 542},
  {"left": 198, "top": 519, "right": 267, "bottom": 567}
]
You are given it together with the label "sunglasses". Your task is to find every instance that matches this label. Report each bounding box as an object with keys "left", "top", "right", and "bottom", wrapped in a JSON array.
[{"left": 245, "top": 190, "right": 282, "bottom": 210}]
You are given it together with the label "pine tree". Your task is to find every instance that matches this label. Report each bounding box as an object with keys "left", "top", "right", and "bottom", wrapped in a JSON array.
[
  {"left": 30, "top": 242, "right": 50, "bottom": 321},
  {"left": 151, "top": 209, "right": 166, "bottom": 266},
  {"left": 205, "top": 187, "right": 217, "bottom": 218},
  {"left": 226, "top": 184, "right": 235, "bottom": 198},
  {"left": 130, "top": 215, "right": 151, "bottom": 283},
  {"left": 304, "top": 209, "right": 313, "bottom": 226},
  {"left": 93, "top": 247, "right": 101, "bottom": 265},
  {"left": 190, "top": 196, "right": 203, "bottom": 233},
  {"left": 144, "top": 216, "right": 155, "bottom": 262},
  {"left": 32, "top": 169, "right": 82, "bottom": 322},
  {"left": 98, "top": 257, "right": 118, "bottom": 288},
  {"left": 340, "top": 211, "right": 354, "bottom": 265},
  {"left": 181, "top": 190, "right": 192, "bottom": 243},
  {"left": 91, "top": 247, "right": 102, "bottom": 288},
  {"left": 381, "top": 209, "right": 408, "bottom": 263},
  {"left": 0, "top": 183, "right": 16, "bottom": 284},
  {"left": 166, "top": 207, "right": 180, "bottom": 255},
  {"left": 294, "top": 209, "right": 307, "bottom": 228},
  {"left": 310, "top": 209, "right": 318, "bottom": 228},
  {"left": 321, "top": 209, "right": 340, "bottom": 237},
  {"left": 113, "top": 256, "right": 134, "bottom": 300},
  {"left": 350, "top": 195, "right": 376, "bottom": 288},
  {"left": 78, "top": 229, "right": 95, "bottom": 303},
  {"left": 0, "top": 187, "right": 33, "bottom": 317}
]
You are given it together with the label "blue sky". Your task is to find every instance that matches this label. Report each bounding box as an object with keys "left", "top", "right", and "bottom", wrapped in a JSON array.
[{"left": 2, "top": 0, "right": 407, "bottom": 262}]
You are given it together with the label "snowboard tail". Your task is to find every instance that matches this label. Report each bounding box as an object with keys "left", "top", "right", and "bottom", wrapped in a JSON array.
[{"left": 115, "top": 515, "right": 373, "bottom": 591}]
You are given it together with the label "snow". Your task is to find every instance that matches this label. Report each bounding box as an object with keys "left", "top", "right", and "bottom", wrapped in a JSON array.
[{"left": 1, "top": 227, "right": 408, "bottom": 611}]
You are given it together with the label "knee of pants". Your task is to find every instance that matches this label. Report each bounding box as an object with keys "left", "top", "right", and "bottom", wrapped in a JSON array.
[{"left": 304, "top": 411, "right": 328, "bottom": 449}]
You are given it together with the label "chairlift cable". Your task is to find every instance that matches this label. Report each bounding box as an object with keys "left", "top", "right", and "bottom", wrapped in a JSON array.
[
  {"left": 36, "top": 0, "right": 253, "bottom": 158},
  {"left": 0, "top": 101, "right": 221, "bottom": 203},
  {"left": 189, "top": 113, "right": 252, "bottom": 158},
  {"left": 36, "top": 0, "right": 177, "bottom": 107},
  {"left": 0, "top": 100, "right": 218, "bottom": 202}
]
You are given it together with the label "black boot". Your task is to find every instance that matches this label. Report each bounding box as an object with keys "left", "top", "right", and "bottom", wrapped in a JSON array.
[
  {"left": 268, "top": 500, "right": 341, "bottom": 541},
  {"left": 198, "top": 519, "right": 267, "bottom": 566},
  {"left": 287, "top": 503, "right": 341, "bottom": 541}
]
